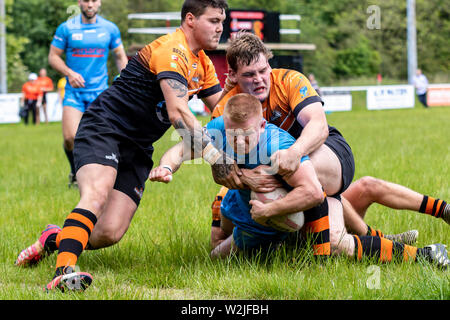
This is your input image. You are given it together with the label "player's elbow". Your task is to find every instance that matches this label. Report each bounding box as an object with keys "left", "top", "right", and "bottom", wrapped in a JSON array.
[
  {"left": 310, "top": 186, "right": 325, "bottom": 207},
  {"left": 320, "top": 123, "right": 329, "bottom": 143}
]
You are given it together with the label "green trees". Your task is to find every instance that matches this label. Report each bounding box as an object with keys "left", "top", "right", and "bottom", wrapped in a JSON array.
[{"left": 4, "top": 0, "right": 449, "bottom": 92}]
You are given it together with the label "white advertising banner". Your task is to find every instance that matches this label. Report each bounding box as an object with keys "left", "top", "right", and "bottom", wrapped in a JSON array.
[
  {"left": 0, "top": 92, "right": 63, "bottom": 124},
  {"left": 41, "top": 92, "right": 63, "bottom": 122},
  {"left": 321, "top": 89, "right": 352, "bottom": 112},
  {"left": 366, "top": 85, "right": 415, "bottom": 110},
  {"left": 0, "top": 94, "right": 22, "bottom": 124}
]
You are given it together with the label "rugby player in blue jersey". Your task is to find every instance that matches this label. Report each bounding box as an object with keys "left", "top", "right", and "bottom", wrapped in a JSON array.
[
  {"left": 150, "top": 93, "right": 449, "bottom": 267},
  {"left": 48, "top": 0, "right": 128, "bottom": 187},
  {"left": 150, "top": 93, "right": 327, "bottom": 257}
]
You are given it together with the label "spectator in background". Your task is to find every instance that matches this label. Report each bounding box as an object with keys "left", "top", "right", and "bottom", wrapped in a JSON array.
[
  {"left": 377, "top": 73, "right": 382, "bottom": 85},
  {"left": 37, "top": 68, "right": 54, "bottom": 124},
  {"left": 20, "top": 73, "right": 42, "bottom": 125},
  {"left": 413, "top": 69, "right": 429, "bottom": 108},
  {"left": 308, "top": 73, "right": 322, "bottom": 97},
  {"left": 36, "top": 68, "right": 53, "bottom": 124}
]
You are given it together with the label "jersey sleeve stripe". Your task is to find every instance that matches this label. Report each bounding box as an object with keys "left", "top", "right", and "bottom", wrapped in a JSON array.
[
  {"left": 197, "top": 83, "right": 222, "bottom": 98},
  {"left": 156, "top": 71, "right": 188, "bottom": 88},
  {"left": 293, "top": 96, "right": 324, "bottom": 118}
]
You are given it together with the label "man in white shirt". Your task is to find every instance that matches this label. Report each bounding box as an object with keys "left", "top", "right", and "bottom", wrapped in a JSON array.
[{"left": 413, "top": 69, "right": 429, "bottom": 108}]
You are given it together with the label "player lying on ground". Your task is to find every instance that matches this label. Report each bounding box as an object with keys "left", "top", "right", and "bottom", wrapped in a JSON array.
[
  {"left": 211, "top": 176, "right": 450, "bottom": 248},
  {"left": 15, "top": 0, "right": 232, "bottom": 292},
  {"left": 207, "top": 31, "right": 449, "bottom": 248},
  {"left": 150, "top": 93, "right": 449, "bottom": 268}
]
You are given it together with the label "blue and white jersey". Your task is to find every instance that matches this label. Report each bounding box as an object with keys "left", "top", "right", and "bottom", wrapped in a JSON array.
[{"left": 51, "top": 14, "right": 122, "bottom": 92}]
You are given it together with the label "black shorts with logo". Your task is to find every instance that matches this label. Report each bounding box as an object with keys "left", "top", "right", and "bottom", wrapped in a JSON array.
[
  {"left": 74, "top": 111, "right": 153, "bottom": 206},
  {"left": 73, "top": 56, "right": 172, "bottom": 206},
  {"left": 325, "top": 126, "right": 355, "bottom": 197}
]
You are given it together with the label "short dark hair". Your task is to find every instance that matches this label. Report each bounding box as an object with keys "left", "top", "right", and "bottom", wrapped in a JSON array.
[
  {"left": 226, "top": 31, "right": 273, "bottom": 72},
  {"left": 181, "top": 0, "right": 228, "bottom": 21}
]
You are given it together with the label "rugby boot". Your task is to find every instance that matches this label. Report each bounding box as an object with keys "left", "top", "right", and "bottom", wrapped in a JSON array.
[{"left": 15, "top": 224, "right": 61, "bottom": 267}]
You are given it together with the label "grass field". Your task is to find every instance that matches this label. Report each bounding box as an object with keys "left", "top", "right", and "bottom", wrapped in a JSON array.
[{"left": 0, "top": 104, "right": 449, "bottom": 301}]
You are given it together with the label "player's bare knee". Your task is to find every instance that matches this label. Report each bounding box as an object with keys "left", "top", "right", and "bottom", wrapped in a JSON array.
[
  {"left": 358, "top": 176, "right": 382, "bottom": 199},
  {"left": 80, "top": 186, "right": 110, "bottom": 214}
]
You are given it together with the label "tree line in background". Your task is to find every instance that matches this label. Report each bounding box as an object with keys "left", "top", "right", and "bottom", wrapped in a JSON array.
[{"left": 4, "top": 0, "right": 449, "bottom": 92}]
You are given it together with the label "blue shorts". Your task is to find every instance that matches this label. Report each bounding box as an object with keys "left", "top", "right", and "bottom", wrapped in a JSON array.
[
  {"left": 232, "top": 226, "right": 288, "bottom": 252},
  {"left": 63, "top": 89, "right": 105, "bottom": 113},
  {"left": 221, "top": 190, "right": 289, "bottom": 252}
]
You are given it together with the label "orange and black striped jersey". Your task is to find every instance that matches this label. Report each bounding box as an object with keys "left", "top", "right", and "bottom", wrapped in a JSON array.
[
  {"left": 138, "top": 28, "right": 221, "bottom": 99},
  {"left": 212, "top": 69, "right": 323, "bottom": 139}
]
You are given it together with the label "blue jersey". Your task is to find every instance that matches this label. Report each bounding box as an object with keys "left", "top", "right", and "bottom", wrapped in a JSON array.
[
  {"left": 206, "top": 116, "right": 309, "bottom": 237},
  {"left": 51, "top": 14, "right": 122, "bottom": 92}
]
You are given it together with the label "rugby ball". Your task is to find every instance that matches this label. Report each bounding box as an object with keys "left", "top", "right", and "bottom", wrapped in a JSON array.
[{"left": 250, "top": 187, "right": 304, "bottom": 232}]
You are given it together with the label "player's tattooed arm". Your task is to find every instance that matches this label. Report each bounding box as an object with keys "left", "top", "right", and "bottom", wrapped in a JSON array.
[
  {"left": 172, "top": 119, "right": 243, "bottom": 189},
  {"left": 161, "top": 78, "right": 243, "bottom": 188},
  {"left": 166, "top": 79, "right": 188, "bottom": 98}
]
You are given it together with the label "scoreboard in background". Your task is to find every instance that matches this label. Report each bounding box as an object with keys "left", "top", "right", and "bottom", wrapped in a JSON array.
[{"left": 220, "top": 9, "right": 280, "bottom": 43}]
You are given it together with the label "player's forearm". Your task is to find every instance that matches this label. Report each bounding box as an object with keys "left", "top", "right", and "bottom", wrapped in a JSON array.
[
  {"left": 162, "top": 78, "right": 235, "bottom": 181},
  {"left": 48, "top": 52, "right": 73, "bottom": 78},
  {"left": 290, "top": 118, "right": 328, "bottom": 157},
  {"left": 171, "top": 114, "right": 235, "bottom": 181},
  {"left": 159, "top": 141, "right": 196, "bottom": 174},
  {"left": 266, "top": 185, "right": 324, "bottom": 217}
]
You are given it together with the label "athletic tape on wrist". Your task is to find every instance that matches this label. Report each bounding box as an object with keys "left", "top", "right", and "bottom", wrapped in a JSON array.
[{"left": 202, "top": 143, "right": 222, "bottom": 165}]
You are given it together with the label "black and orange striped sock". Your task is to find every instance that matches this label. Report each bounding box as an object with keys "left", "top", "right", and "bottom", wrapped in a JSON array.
[
  {"left": 304, "top": 198, "right": 331, "bottom": 259},
  {"left": 419, "top": 196, "right": 447, "bottom": 218},
  {"left": 54, "top": 208, "right": 97, "bottom": 277},
  {"left": 352, "top": 235, "right": 420, "bottom": 263},
  {"left": 366, "top": 225, "right": 384, "bottom": 237}
]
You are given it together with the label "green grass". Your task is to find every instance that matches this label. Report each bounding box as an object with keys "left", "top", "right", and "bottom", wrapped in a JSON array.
[{"left": 0, "top": 104, "right": 449, "bottom": 300}]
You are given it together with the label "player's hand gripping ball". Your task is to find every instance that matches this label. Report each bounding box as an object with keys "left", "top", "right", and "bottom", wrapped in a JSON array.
[{"left": 250, "top": 187, "right": 304, "bottom": 232}]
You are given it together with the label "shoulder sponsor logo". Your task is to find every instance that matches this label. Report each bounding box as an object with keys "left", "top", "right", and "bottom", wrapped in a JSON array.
[
  {"left": 53, "top": 35, "right": 64, "bottom": 42},
  {"left": 299, "top": 86, "right": 308, "bottom": 98},
  {"left": 170, "top": 62, "right": 178, "bottom": 69},
  {"left": 72, "top": 33, "right": 83, "bottom": 41},
  {"left": 192, "top": 63, "right": 198, "bottom": 70},
  {"left": 171, "top": 55, "right": 178, "bottom": 61},
  {"left": 172, "top": 48, "right": 188, "bottom": 63}
]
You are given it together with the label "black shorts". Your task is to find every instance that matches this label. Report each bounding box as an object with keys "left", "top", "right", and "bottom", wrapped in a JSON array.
[
  {"left": 324, "top": 127, "right": 355, "bottom": 196},
  {"left": 74, "top": 111, "right": 153, "bottom": 206}
]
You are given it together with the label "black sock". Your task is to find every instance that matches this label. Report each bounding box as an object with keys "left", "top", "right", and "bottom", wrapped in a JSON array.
[
  {"left": 63, "top": 145, "right": 76, "bottom": 175},
  {"left": 44, "top": 233, "right": 58, "bottom": 253}
]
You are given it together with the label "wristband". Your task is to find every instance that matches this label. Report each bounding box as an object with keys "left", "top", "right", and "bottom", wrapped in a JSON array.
[
  {"left": 202, "top": 142, "right": 222, "bottom": 165},
  {"left": 162, "top": 165, "right": 173, "bottom": 173}
]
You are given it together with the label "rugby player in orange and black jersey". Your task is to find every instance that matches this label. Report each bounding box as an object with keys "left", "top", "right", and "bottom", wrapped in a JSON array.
[
  {"left": 75, "top": 27, "right": 222, "bottom": 204},
  {"left": 212, "top": 68, "right": 355, "bottom": 196}
]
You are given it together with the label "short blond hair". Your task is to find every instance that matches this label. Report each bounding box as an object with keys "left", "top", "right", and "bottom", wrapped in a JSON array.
[
  {"left": 226, "top": 32, "right": 273, "bottom": 72},
  {"left": 223, "top": 93, "right": 262, "bottom": 123}
]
